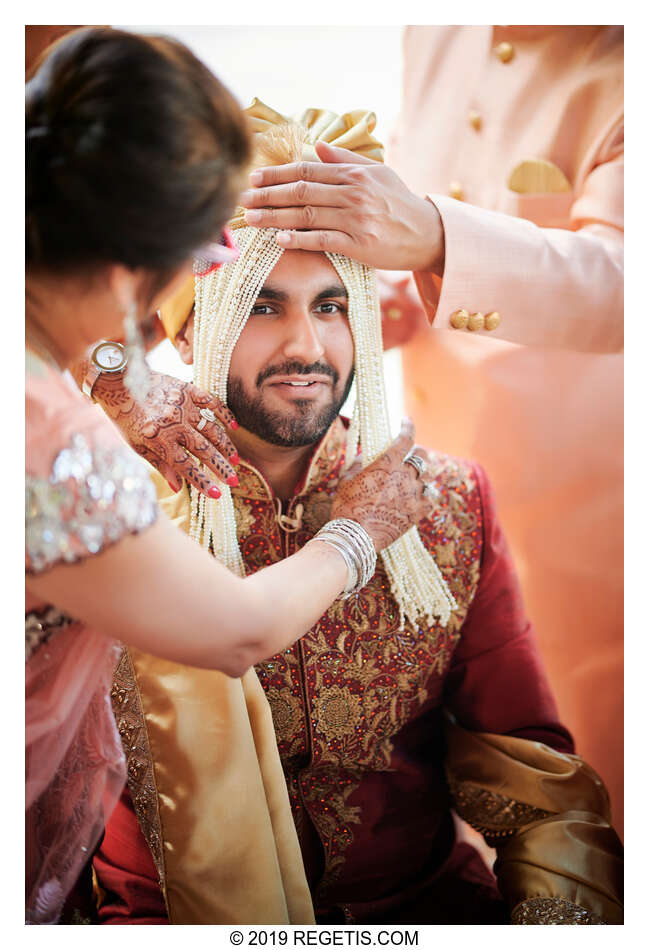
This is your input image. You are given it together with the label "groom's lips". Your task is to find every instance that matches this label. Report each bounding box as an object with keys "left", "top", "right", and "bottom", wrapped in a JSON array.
[{"left": 265, "top": 374, "right": 332, "bottom": 397}]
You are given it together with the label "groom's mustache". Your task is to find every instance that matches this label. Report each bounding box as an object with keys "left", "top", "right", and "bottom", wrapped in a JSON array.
[{"left": 255, "top": 360, "right": 339, "bottom": 388}]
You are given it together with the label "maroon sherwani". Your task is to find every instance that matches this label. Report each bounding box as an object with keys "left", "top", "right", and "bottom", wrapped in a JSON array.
[{"left": 95, "top": 418, "right": 575, "bottom": 924}]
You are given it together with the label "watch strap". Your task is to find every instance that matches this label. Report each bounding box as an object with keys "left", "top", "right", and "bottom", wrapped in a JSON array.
[{"left": 82, "top": 363, "right": 101, "bottom": 399}]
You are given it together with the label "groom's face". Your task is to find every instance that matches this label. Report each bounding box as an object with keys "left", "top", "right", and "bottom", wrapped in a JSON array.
[{"left": 226, "top": 250, "right": 355, "bottom": 447}]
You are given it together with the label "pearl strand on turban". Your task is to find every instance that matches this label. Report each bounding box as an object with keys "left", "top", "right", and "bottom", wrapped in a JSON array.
[
  {"left": 190, "top": 227, "right": 284, "bottom": 575},
  {"left": 190, "top": 226, "right": 456, "bottom": 628}
]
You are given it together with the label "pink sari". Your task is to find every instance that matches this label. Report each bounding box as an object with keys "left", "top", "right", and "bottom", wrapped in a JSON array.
[{"left": 25, "top": 353, "right": 157, "bottom": 923}]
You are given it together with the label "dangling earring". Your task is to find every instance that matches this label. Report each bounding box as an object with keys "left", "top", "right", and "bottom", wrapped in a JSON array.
[{"left": 123, "top": 299, "right": 152, "bottom": 402}]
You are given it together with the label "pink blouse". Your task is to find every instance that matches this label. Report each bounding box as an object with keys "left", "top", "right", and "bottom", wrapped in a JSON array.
[{"left": 25, "top": 352, "right": 157, "bottom": 924}]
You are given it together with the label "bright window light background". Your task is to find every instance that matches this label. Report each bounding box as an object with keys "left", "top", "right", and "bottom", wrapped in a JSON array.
[{"left": 119, "top": 25, "right": 406, "bottom": 434}]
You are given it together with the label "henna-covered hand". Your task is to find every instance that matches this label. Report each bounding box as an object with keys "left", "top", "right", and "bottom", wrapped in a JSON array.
[
  {"left": 78, "top": 362, "right": 240, "bottom": 497},
  {"left": 331, "top": 419, "right": 438, "bottom": 552}
]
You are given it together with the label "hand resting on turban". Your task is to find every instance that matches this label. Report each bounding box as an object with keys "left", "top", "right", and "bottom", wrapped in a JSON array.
[{"left": 240, "top": 141, "right": 445, "bottom": 276}]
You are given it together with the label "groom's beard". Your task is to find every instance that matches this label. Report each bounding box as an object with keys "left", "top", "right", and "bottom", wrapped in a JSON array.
[{"left": 227, "top": 359, "right": 355, "bottom": 447}]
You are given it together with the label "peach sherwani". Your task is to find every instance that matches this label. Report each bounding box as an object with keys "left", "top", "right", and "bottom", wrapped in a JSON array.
[{"left": 387, "top": 26, "right": 623, "bottom": 831}]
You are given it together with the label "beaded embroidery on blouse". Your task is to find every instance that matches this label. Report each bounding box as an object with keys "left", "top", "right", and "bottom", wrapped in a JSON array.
[{"left": 26, "top": 433, "right": 157, "bottom": 574}]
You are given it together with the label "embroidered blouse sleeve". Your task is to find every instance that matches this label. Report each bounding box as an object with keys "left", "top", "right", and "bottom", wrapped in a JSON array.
[{"left": 26, "top": 366, "right": 158, "bottom": 574}]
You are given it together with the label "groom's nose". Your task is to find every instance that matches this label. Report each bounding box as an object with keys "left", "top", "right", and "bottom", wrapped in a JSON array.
[{"left": 281, "top": 310, "right": 326, "bottom": 363}]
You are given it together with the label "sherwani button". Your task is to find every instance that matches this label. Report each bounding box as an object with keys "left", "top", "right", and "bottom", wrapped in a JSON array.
[
  {"left": 448, "top": 181, "right": 465, "bottom": 201},
  {"left": 386, "top": 307, "right": 402, "bottom": 321},
  {"left": 485, "top": 311, "right": 501, "bottom": 331},
  {"left": 450, "top": 308, "right": 470, "bottom": 329},
  {"left": 495, "top": 41, "right": 515, "bottom": 63},
  {"left": 468, "top": 312, "right": 485, "bottom": 331}
]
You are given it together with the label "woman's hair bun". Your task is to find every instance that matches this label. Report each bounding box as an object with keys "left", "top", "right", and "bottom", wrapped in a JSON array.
[{"left": 26, "top": 27, "right": 251, "bottom": 275}]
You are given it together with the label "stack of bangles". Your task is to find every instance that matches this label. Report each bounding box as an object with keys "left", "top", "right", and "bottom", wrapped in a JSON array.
[{"left": 313, "top": 518, "right": 377, "bottom": 598}]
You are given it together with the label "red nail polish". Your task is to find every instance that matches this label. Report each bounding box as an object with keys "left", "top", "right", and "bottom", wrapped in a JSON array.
[
  {"left": 229, "top": 452, "right": 240, "bottom": 466},
  {"left": 227, "top": 474, "right": 239, "bottom": 487},
  {"left": 208, "top": 486, "right": 221, "bottom": 499},
  {"left": 230, "top": 420, "right": 239, "bottom": 429}
]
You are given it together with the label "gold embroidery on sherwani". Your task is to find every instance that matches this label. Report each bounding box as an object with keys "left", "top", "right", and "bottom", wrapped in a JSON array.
[
  {"left": 307, "top": 771, "right": 363, "bottom": 896},
  {"left": 265, "top": 688, "right": 305, "bottom": 745},
  {"left": 134, "top": 419, "right": 484, "bottom": 902},
  {"left": 249, "top": 421, "right": 484, "bottom": 892},
  {"left": 110, "top": 650, "right": 167, "bottom": 892}
]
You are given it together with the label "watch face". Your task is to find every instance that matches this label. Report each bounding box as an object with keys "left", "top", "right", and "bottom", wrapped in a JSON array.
[{"left": 94, "top": 342, "right": 125, "bottom": 371}]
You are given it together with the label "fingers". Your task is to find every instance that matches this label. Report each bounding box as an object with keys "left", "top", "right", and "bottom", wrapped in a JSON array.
[
  {"left": 274, "top": 229, "right": 354, "bottom": 255},
  {"left": 246, "top": 204, "right": 354, "bottom": 233},
  {"left": 245, "top": 206, "right": 353, "bottom": 233},
  {"left": 191, "top": 409, "right": 239, "bottom": 464},
  {"left": 182, "top": 429, "right": 239, "bottom": 487},
  {"left": 190, "top": 385, "right": 238, "bottom": 430},
  {"left": 339, "top": 458, "right": 364, "bottom": 483},
  {"left": 171, "top": 452, "right": 223, "bottom": 499},
  {"left": 249, "top": 159, "right": 358, "bottom": 188},
  {"left": 132, "top": 444, "right": 181, "bottom": 490},
  {"left": 241, "top": 180, "right": 348, "bottom": 211},
  {"left": 364, "top": 419, "right": 415, "bottom": 474},
  {"left": 196, "top": 419, "right": 240, "bottom": 465},
  {"left": 157, "top": 461, "right": 183, "bottom": 493},
  {"left": 389, "top": 418, "right": 415, "bottom": 461},
  {"left": 314, "top": 141, "right": 378, "bottom": 166}
]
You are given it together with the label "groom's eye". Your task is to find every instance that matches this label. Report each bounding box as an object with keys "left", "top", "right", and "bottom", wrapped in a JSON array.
[{"left": 250, "top": 303, "right": 276, "bottom": 316}]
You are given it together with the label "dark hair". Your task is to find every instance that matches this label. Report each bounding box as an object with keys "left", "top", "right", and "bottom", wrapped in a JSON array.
[{"left": 26, "top": 28, "right": 251, "bottom": 276}]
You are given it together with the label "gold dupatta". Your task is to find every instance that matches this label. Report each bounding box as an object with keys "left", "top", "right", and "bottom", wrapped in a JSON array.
[{"left": 114, "top": 476, "right": 314, "bottom": 924}]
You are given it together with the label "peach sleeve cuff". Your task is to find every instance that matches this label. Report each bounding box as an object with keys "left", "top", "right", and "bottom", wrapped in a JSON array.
[{"left": 414, "top": 194, "right": 623, "bottom": 354}]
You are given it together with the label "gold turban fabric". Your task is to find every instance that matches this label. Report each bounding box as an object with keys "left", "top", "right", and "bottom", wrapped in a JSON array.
[
  {"left": 245, "top": 97, "right": 384, "bottom": 161},
  {"left": 158, "top": 273, "right": 195, "bottom": 341},
  {"left": 156, "top": 97, "right": 384, "bottom": 338},
  {"left": 229, "top": 98, "right": 383, "bottom": 229}
]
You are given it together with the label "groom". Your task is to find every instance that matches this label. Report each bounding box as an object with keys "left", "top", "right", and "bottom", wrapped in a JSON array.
[{"left": 92, "top": 105, "right": 622, "bottom": 926}]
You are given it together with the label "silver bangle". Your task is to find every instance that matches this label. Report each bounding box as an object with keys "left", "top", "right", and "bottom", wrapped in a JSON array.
[{"left": 314, "top": 518, "right": 376, "bottom": 598}]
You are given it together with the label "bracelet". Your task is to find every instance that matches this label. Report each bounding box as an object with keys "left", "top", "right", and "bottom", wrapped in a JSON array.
[{"left": 314, "top": 518, "right": 377, "bottom": 598}]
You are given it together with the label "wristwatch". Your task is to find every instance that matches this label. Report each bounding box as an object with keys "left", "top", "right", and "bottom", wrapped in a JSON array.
[{"left": 82, "top": 341, "right": 127, "bottom": 398}]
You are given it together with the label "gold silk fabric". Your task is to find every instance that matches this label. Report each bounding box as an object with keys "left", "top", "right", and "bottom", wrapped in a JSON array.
[
  {"left": 445, "top": 717, "right": 623, "bottom": 923},
  {"left": 245, "top": 97, "right": 384, "bottom": 163},
  {"left": 158, "top": 276, "right": 194, "bottom": 343},
  {"left": 113, "top": 470, "right": 314, "bottom": 924},
  {"left": 228, "top": 98, "right": 384, "bottom": 231}
]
